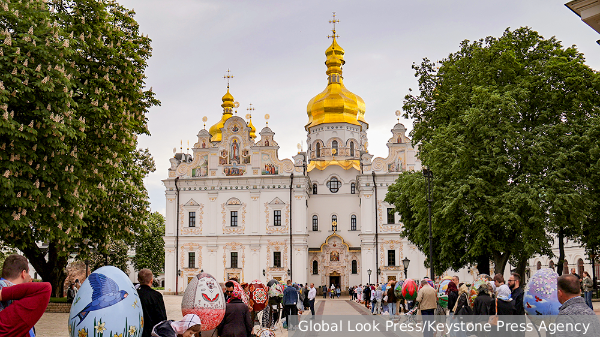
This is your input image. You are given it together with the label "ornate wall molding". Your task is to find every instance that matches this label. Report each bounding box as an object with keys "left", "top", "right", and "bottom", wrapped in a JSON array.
[
  {"left": 378, "top": 200, "right": 402, "bottom": 232},
  {"left": 180, "top": 204, "right": 204, "bottom": 235},
  {"left": 265, "top": 203, "right": 290, "bottom": 234},
  {"left": 180, "top": 243, "right": 202, "bottom": 271},
  {"left": 223, "top": 242, "right": 246, "bottom": 282}
]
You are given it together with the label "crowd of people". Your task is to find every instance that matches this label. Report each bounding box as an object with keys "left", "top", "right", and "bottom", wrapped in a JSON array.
[{"left": 0, "top": 253, "right": 597, "bottom": 337}]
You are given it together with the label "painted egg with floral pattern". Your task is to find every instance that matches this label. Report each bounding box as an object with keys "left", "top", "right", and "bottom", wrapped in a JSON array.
[
  {"left": 68, "top": 266, "right": 143, "bottom": 337},
  {"left": 524, "top": 268, "right": 561, "bottom": 317},
  {"left": 249, "top": 280, "right": 268, "bottom": 312},
  {"left": 394, "top": 280, "right": 404, "bottom": 298},
  {"left": 181, "top": 272, "right": 226, "bottom": 331},
  {"left": 401, "top": 279, "right": 418, "bottom": 301}
]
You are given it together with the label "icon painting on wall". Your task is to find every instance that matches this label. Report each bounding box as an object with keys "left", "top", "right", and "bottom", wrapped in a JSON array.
[
  {"left": 261, "top": 154, "right": 278, "bottom": 175},
  {"left": 192, "top": 155, "right": 208, "bottom": 177}
]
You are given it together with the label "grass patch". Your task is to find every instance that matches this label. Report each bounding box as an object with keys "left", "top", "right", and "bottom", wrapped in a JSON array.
[{"left": 50, "top": 297, "right": 69, "bottom": 303}]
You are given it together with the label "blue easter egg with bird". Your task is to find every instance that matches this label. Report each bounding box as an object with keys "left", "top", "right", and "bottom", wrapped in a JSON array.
[{"left": 68, "top": 266, "right": 143, "bottom": 337}]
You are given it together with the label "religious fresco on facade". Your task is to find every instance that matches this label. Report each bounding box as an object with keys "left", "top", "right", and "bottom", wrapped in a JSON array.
[
  {"left": 192, "top": 155, "right": 208, "bottom": 177},
  {"left": 219, "top": 150, "right": 228, "bottom": 165},
  {"left": 230, "top": 139, "right": 241, "bottom": 164},
  {"left": 388, "top": 159, "right": 403, "bottom": 172},
  {"left": 261, "top": 154, "right": 278, "bottom": 175},
  {"left": 224, "top": 164, "right": 245, "bottom": 176},
  {"left": 242, "top": 150, "right": 250, "bottom": 164},
  {"left": 330, "top": 251, "right": 339, "bottom": 262}
]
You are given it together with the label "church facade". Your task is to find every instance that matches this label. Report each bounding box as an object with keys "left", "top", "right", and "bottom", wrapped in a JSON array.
[
  {"left": 161, "top": 28, "right": 438, "bottom": 294},
  {"left": 162, "top": 25, "right": 597, "bottom": 294}
]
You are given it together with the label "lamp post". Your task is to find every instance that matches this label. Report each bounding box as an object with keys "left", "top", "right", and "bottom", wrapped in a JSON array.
[
  {"left": 423, "top": 168, "right": 435, "bottom": 281},
  {"left": 402, "top": 257, "right": 410, "bottom": 279},
  {"left": 367, "top": 269, "right": 372, "bottom": 285}
]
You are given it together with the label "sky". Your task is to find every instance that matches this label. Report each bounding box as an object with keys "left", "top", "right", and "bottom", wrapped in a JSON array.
[{"left": 116, "top": 0, "right": 600, "bottom": 215}]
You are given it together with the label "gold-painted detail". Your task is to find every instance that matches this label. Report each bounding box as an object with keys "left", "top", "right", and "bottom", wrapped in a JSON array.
[
  {"left": 379, "top": 239, "right": 403, "bottom": 269},
  {"left": 305, "top": 18, "right": 366, "bottom": 130},
  {"left": 181, "top": 203, "right": 204, "bottom": 235},
  {"left": 180, "top": 243, "right": 202, "bottom": 272},
  {"left": 313, "top": 232, "right": 350, "bottom": 253},
  {"left": 223, "top": 242, "right": 245, "bottom": 282},
  {"left": 307, "top": 159, "right": 360, "bottom": 172}
]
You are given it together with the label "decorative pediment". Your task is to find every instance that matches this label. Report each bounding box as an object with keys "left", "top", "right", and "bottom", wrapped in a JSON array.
[
  {"left": 318, "top": 232, "right": 350, "bottom": 252},
  {"left": 226, "top": 197, "right": 242, "bottom": 205},
  {"left": 184, "top": 199, "right": 200, "bottom": 206},
  {"left": 268, "top": 197, "right": 286, "bottom": 205}
]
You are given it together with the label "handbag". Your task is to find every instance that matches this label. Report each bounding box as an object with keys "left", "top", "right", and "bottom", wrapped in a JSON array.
[
  {"left": 488, "top": 299, "right": 498, "bottom": 326},
  {"left": 383, "top": 295, "right": 388, "bottom": 302}
]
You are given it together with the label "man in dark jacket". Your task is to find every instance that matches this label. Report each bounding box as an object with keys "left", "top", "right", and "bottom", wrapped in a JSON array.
[
  {"left": 363, "top": 285, "right": 371, "bottom": 308},
  {"left": 508, "top": 273, "right": 525, "bottom": 337},
  {"left": 137, "top": 269, "right": 167, "bottom": 337},
  {"left": 282, "top": 280, "right": 298, "bottom": 329}
]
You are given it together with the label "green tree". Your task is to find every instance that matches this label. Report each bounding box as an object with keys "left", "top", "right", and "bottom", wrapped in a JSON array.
[
  {"left": 0, "top": 0, "right": 158, "bottom": 296},
  {"left": 388, "top": 27, "right": 600, "bottom": 277},
  {"left": 132, "top": 212, "right": 165, "bottom": 278},
  {"left": 89, "top": 239, "right": 130, "bottom": 274}
]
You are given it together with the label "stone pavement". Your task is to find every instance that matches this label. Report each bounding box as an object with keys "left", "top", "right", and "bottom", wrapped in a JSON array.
[{"left": 34, "top": 295, "right": 600, "bottom": 337}]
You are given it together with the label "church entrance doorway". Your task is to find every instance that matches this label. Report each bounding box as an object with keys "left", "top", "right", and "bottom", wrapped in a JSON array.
[{"left": 329, "top": 273, "right": 340, "bottom": 288}]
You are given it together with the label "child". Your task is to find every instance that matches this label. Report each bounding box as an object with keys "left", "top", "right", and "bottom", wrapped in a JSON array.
[{"left": 151, "top": 314, "right": 201, "bottom": 337}]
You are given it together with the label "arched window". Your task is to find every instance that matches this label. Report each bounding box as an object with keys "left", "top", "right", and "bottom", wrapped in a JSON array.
[
  {"left": 312, "top": 215, "right": 318, "bottom": 231},
  {"left": 563, "top": 261, "right": 569, "bottom": 275},
  {"left": 327, "top": 177, "right": 341, "bottom": 193},
  {"left": 316, "top": 142, "right": 321, "bottom": 157},
  {"left": 578, "top": 258, "right": 584, "bottom": 276},
  {"left": 332, "top": 140, "right": 338, "bottom": 155},
  {"left": 312, "top": 260, "right": 318, "bottom": 275},
  {"left": 351, "top": 182, "right": 356, "bottom": 194},
  {"left": 312, "top": 183, "right": 317, "bottom": 194},
  {"left": 537, "top": 261, "right": 541, "bottom": 270},
  {"left": 350, "top": 142, "right": 355, "bottom": 157},
  {"left": 352, "top": 260, "right": 358, "bottom": 274},
  {"left": 331, "top": 215, "right": 337, "bottom": 231},
  {"left": 549, "top": 260, "right": 555, "bottom": 270},
  {"left": 351, "top": 215, "right": 357, "bottom": 231}
]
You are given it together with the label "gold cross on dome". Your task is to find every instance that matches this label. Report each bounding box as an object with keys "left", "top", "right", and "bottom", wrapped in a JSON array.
[
  {"left": 328, "top": 12, "right": 339, "bottom": 39},
  {"left": 247, "top": 103, "right": 255, "bottom": 113},
  {"left": 224, "top": 69, "right": 234, "bottom": 88}
]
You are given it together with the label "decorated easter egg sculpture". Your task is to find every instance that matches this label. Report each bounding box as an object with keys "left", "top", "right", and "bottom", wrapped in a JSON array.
[
  {"left": 68, "top": 266, "right": 142, "bottom": 337},
  {"left": 524, "top": 268, "right": 561, "bottom": 317},
  {"left": 181, "top": 272, "right": 226, "bottom": 331},
  {"left": 249, "top": 280, "right": 268, "bottom": 312},
  {"left": 394, "top": 280, "right": 404, "bottom": 298},
  {"left": 401, "top": 278, "right": 418, "bottom": 301}
]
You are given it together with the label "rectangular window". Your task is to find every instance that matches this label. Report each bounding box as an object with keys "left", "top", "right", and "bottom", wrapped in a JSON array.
[
  {"left": 351, "top": 183, "right": 356, "bottom": 194},
  {"left": 274, "top": 252, "right": 281, "bottom": 268},
  {"left": 274, "top": 210, "right": 281, "bottom": 226},
  {"left": 189, "top": 212, "right": 196, "bottom": 227},
  {"left": 387, "top": 208, "right": 395, "bottom": 224},
  {"left": 312, "top": 216, "right": 318, "bottom": 231},
  {"left": 231, "top": 252, "right": 238, "bottom": 269},
  {"left": 388, "top": 250, "right": 395, "bottom": 266},
  {"left": 188, "top": 252, "right": 195, "bottom": 268},
  {"left": 351, "top": 216, "right": 357, "bottom": 231},
  {"left": 231, "top": 211, "right": 238, "bottom": 227}
]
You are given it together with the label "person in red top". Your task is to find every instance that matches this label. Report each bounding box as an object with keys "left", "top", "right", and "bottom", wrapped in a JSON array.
[{"left": 0, "top": 254, "right": 51, "bottom": 337}]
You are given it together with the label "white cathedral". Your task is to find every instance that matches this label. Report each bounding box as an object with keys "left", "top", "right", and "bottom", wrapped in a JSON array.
[{"left": 162, "top": 27, "right": 597, "bottom": 294}]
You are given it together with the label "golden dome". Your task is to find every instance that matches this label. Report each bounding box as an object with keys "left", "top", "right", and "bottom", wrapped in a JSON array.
[
  {"left": 247, "top": 117, "right": 256, "bottom": 139},
  {"left": 306, "top": 34, "right": 366, "bottom": 130},
  {"left": 209, "top": 88, "right": 234, "bottom": 142}
]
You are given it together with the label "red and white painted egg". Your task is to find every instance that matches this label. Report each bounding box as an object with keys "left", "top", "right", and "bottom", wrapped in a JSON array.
[
  {"left": 249, "top": 280, "right": 268, "bottom": 312},
  {"left": 181, "top": 272, "right": 226, "bottom": 331}
]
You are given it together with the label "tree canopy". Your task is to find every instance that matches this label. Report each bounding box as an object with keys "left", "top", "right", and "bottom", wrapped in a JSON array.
[
  {"left": 0, "top": 0, "right": 158, "bottom": 295},
  {"left": 386, "top": 27, "right": 600, "bottom": 276},
  {"left": 132, "top": 212, "right": 165, "bottom": 279}
]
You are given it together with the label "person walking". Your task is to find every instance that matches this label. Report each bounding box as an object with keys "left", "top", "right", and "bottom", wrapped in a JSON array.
[
  {"left": 374, "top": 285, "right": 384, "bottom": 314},
  {"left": 308, "top": 283, "right": 316, "bottom": 317},
  {"left": 322, "top": 285, "right": 327, "bottom": 299},
  {"left": 357, "top": 285, "right": 362, "bottom": 303},
  {"left": 416, "top": 280, "right": 437, "bottom": 337},
  {"left": 217, "top": 289, "right": 253, "bottom": 337},
  {"left": 137, "top": 269, "right": 167, "bottom": 337},
  {"left": 66, "top": 283, "right": 77, "bottom": 304},
  {"left": 582, "top": 271, "right": 594, "bottom": 310},
  {"left": 386, "top": 282, "right": 397, "bottom": 315},
  {"left": 363, "top": 284, "right": 371, "bottom": 309},
  {"left": 282, "top": 280, "right": 298, "bottom": 330},
  {"left": 335, "top": 286, "right": 341, "bottom": 299}
]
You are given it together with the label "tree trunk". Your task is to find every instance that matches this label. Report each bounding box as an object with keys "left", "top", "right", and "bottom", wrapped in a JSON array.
[
  {"left": 515, "top": 255, "right": 528, "bottom": 284},
  {"left": 493, "top": 251, "right": 511, "bottom": 276},
  {"left": 557, "top": 226, "right": 565, "bottom": 276},
  {"left": 22, "top": 240, "right": 69, "bottom": 297},
  {"left": 476, "top": 255, "right": 490, "bottom": 275}
]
